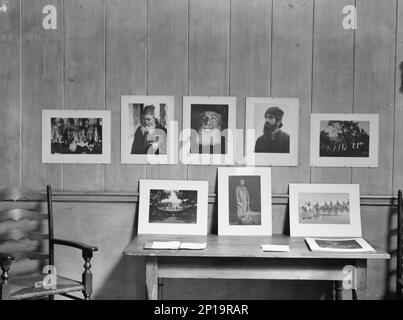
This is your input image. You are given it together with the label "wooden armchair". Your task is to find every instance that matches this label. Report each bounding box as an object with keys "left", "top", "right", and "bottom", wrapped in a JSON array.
[
  {"left": 397, "top": 190, "right": 403, "bottom": 300},
  {"left": 0, "top": 185, "right": 98, "bottom": 300}
]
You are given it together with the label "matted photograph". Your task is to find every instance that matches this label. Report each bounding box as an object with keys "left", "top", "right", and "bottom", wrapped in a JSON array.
[
  {"left": 182, "top": 96, "right": 236, "bottom": 165},
  {"left": 245, "top": 97, "right": 299, "bottom": 166},
  {"left": 289, "top": 184, "right": 362, "bottom": 237},
  {"left": 138, "top": 180, "right": 208, "bottom": 235},
  {"left": 305, "top": 237, "right": 375, "bottom": 253},
  {"left": 218, "top": 167, "right": 272, "bottom": 236},
  {"left": 121, "top": 95, "right": 176, "bottom": 164},
  {"left": 310, "top": 113, "right": 379, "bottom": 167},
  {"left": 42, "top": 110, "right": 111, "bottom": 163}
]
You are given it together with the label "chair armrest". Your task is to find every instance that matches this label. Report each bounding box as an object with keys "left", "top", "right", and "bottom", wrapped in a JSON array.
[
  {"left": 52, "top": 238, "right": 98, "bottom": 256},
  {"left": 0, "top": 252, "right": 14, "bottom": 264}
]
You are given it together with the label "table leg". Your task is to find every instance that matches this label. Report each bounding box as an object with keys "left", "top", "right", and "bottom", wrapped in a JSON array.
[
  {"left": 334, "top": 281, "right": 343, "bottom": 300},
  {"left": 352, "top": 259, "right": 367, "bottom": 300},
  {"left": 146, "top": 257, "right": 159, "bottom": 300}
]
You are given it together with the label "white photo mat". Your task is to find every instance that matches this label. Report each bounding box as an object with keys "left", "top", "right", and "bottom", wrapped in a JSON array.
[
  {"left": 182, "top": 96, "right": 236, "bottom": 165},
  {"left": 138, "top": 179, "right": 209, "bottom": 235},
  {"left": 42, "top": 109, "right": 111, "bottom": 164},
  {"left": 218, "top": 167, "right": 272, "bottom": 236},
  {"left": 121, "top": 95, "right": 177, "bottom": 164},
  {"left": 305, "top": 237, "right": 375, "bottom": 253},
  {"left": 245, "top": 97, "right": 299, "bottom": 166},
  {"left": 310, "top": 113, "right": 379, "bottom": 167},
  {"left": 289, "top": 184, "right": 362, "bottom": 237}
]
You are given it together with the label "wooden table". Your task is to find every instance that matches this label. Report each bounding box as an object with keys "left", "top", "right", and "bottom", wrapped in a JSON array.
[{"left": 123, "top": 234, "right": 390, "bottom": 300}]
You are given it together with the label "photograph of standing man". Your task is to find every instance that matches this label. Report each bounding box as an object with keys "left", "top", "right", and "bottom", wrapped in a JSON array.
[{"left": 254, "top": 106, "right": 290, "bottom": 153}]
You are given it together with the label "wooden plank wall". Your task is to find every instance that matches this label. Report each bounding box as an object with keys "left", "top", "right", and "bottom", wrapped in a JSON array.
[{"left": 0, "top": 0, "right": 401, "bottom": 299}]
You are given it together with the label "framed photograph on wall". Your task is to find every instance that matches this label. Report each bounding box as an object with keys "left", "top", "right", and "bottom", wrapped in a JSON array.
[
  {"left": 138, "top": 180, "right": 209, "bottom": 235},
  {"left": 310, "top": 113, "right": 379, "bottom": 167},
  {"left": 245, "top": 97, "right": 299, "bottom": 166},
  {"left": 121, "top": 95, "right": 176, "bottom": 164},
  {"left": 182, "top": 96, "right": 236, "bottom": 165},
  {"left": 218, "top": 167, "right": 272, "bottom": 236},
  {"left": 42, "top": 109, "right": 111, "bottom": 163},
  {"left": 289, "top": 184, "right": 362, "bottom": 237}
]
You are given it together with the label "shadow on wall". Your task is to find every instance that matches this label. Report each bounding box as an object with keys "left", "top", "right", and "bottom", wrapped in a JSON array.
[{"left": 93, "top": 204, "right": 145, "bottom": 300}]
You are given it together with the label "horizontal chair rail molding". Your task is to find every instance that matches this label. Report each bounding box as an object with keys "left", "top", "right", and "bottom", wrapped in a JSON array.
[{"left": 1, "top": 191, "right": 398, "bottom": 207}]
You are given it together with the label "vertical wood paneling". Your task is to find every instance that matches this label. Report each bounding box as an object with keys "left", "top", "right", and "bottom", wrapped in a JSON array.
[
  {"left": 352, "top": 0, "right": 396, "bottom": 195},
  {"left": 0, "top": 0, "right": 20, "bottom": 188},
  {"left": 63, "top": 0, "right": 105, "bottom": 191},
  {"left": 230, "top": 0, "right": 271, "bottom": 164},
  {"left": 21, "top": 0, "right": 63, "bottom": 190},
  {"left": 147, "top": 0, "right": 188, "bottom": 181},
  {"left": 105, "top": 0, "right": 146, "bottom": 192},
  {"left": 393, "top": 1, "right": 403, "bottom": 192},
  {"left": 310, "top": 0, "right": 354, "bottom": 184},
  {"left": 187, "top": 0, "right": 230, "bottom": 193},
  {"left": 270, "top": 0, "right": 313, "bottom": 193}
]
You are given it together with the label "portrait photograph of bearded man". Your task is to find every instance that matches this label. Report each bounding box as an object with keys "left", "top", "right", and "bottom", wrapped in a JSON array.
[
  {"left": 121, "top": 96, "right": 175, "bottom": 164},
  {"left": 246, "top": 97, "right": 299, "bottom": 166},
  {"left": 183, "top": 96, "right": 236, "bottom": 165}
]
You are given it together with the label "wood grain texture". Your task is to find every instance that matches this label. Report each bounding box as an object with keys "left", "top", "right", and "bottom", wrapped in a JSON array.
[
  {"left": 146, "top": 0, "right": 188, "bottom": 181},
  {"left": 187, "top": 0, "right": 230, "bottom": 193},
  {"left": 352, "top": 0, "right": 396, "bottom": 195},
  {"left": 105, "top": 0, "right": 146, "bottom": 192},
  {"left": 393, "top": 1, "right": 403, "bottom": 192},
  {"left": 21, "top": 0, "right": 63, "bottom": 190},
  {"left": 310, "top": 0, "right": 354, "bottom": 184},
  {"left": 0, "top": 0, "right": 20, "bottom": 189},
  {"left": 63, "top": 0, "right": 105, "bottom": 191},
  {"left": 270, "top": 0, "right": 313, "bottom": 193},
  {"left": 230, "top": 0, "right": 271, "bottom": 165}
]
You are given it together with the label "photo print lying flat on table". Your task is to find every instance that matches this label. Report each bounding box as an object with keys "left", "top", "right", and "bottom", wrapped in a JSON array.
[
  {"left": 218, "top": 167, "right": 272, "bottom": 236},
  {"left": 42, "top": 110, "right": 111, "bottom": 164},
  {"left": 245, "top": 97, "right": 299, "bottom": 166},
  {"left": 138, "top": 180, "right": 208, "bottom": 235},
  {"left": 310, "top": 113, "right": 379, "bottom": 167},
  {"left": 121, "top": 95, "right": 177, "bottom": 164},
  {"left": 305, "top": 237, "right": 375, "bottom": 253},
  {"left": 289, "top": 184, "right": 362, "bottom": 237},
  {"left": 182, "top": 96, "right": 236, "bottom": 165}
]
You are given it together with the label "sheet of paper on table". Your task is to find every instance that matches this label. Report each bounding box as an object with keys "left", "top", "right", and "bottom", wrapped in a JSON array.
[
  {"left": 147, "top": 241, "right": 207, "bottom": 250},
  {"left": 261, "top": 244, "right": 290, "bottom": 252}
]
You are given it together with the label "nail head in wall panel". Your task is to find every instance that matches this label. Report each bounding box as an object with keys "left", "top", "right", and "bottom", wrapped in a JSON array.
[
  {"left": 393, "top": 2, "right": 403, "bottom": 192},
  {"left": 0, "top": 0, "right": 20, "bottom": 188},
  {"left": 147, "top": 0, "right": 188, "bottom": 181},
  {"left": 270, "top": 0, "right": 313, "bottom": 193},
  {"left": 187, "top": 0, "right": 230, "bottom": 193},
  {"left": 63, "top": 0, "right": 106, "bottom": 192},
  {"left": 21, "top": 0, "right": 63, "bottom": 191},
  {"left": 310, "top": 0, "right": 354, "bottom": 184},
  {"left": 230, "top": 0, "right": 271, "bottom": 165},
  {"left": 105, "top": 0, "right": 147, "bottom": 192},
  {"left": 352, "top": 0, "right": 396, "bottom": 195}
]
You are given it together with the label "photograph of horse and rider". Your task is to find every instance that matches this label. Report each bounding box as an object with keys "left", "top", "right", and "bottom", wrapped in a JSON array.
[{"left": 298, "top": 192, "right": 351, "bottom": 224}]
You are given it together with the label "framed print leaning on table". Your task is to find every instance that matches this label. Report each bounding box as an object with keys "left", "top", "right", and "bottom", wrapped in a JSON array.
[
  {"left": 138, "top": 180, "right": 209, "bottom": 235},
  {"left": 218, "top": 167, "right": 272, "bottom": 236},
  {"left": 289, "top": 184, "right": 362, "bottom": 237}
]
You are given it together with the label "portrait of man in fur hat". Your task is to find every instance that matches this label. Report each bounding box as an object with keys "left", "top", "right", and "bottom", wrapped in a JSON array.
[
  {"left": 131, "top": 104, "right": 167, "bottom": 155},
  {"left": 254, "top": 106, "right": 290, "bottom": 153}
]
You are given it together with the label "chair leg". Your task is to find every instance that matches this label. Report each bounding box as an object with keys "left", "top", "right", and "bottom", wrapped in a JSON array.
[
  {"left": 1, "top": 265, "right": 11, "bottom": 300},
  {"left": 82, "top": 252, "right": 94, "bottom": 300}
]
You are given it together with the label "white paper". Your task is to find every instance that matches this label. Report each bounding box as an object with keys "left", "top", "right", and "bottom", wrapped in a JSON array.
[
  {"left": 305, "top": 237, "right": 376, "bottom": 252},
  {"left": 180, "top": 242, "right": 207, "bottom": 250},
  {"left": 261, "top": 244, "right": 290, "bottom": 252},
  {"left": 151, "top": 241, "right": 180, "bottom": 249}
]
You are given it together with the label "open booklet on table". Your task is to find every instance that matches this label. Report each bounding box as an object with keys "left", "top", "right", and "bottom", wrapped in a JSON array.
[
  {"left": 305, "top": 237, "right": 375, "bottom": 253},
  {"left": 144, "top": 241, "right": 207, "bottom": 250}
]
